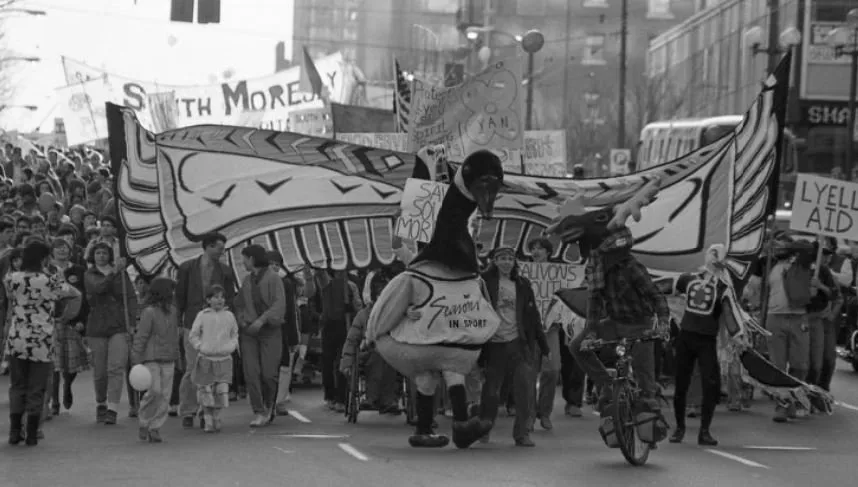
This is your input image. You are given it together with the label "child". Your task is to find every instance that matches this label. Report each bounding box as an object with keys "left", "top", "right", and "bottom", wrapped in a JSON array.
[
  {"left": 188, "top": 285, "right": 239, "bottom": 433},
  {"left": 130, "top": 277, "right": 180, "bottom": 443}
]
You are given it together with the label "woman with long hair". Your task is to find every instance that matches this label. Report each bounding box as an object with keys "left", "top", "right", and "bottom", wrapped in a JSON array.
[{"left": 4, "top": 241, "right": 81, "bottom": 446}]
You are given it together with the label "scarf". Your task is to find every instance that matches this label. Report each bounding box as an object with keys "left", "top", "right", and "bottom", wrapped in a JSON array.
[{"left": 585, "top": 227, "right": 634, "bottom": 291}]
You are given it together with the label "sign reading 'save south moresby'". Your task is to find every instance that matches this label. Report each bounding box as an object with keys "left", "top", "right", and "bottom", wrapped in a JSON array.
[{"left": 790, "top": 174, "right": 858, "bottom": 240}]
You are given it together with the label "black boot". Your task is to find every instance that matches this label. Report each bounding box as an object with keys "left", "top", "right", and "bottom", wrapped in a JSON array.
[
  {"left": 63, "top": 373, "right": 76, "bottom": 410},
  {"left": 25, "top": 414, "right": 40, "bottom": 446},
  {"left": 8, "top": 413, "right": 24, "bottom": 445},
  {"left": 449, "top": 385, "right": 490, "bottom": 449},
  {"left": 408, "top": 392, "right": 449, "bottom": 448},
  {"left": 698, "top": 429, "right": 718, "bottom": 446}
]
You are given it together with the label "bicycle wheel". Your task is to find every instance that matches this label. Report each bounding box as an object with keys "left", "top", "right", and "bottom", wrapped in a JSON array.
[{"left": 613, "top": 381, "right": 651, "bottom": 466}]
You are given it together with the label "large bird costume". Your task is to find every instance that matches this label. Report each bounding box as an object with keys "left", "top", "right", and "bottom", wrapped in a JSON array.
[{"left": 366, "top": 150, "right": 503, "bottom": 449}]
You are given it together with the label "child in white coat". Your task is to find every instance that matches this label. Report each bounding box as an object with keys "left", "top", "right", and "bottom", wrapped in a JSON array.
[{"left": 189, "top": 285, "right": 239, "bottom": 433}]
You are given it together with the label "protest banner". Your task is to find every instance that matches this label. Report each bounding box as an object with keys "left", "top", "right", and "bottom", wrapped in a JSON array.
[
  {"left": 396, "top": 178, "right": 448, "bottom": 243},
  {"left": 518, "top": 262, "right": 587, "bottom": 319},
  {"left": 330, "top": 103, "right": 395, "bottom": 133},
  {"left": 790, "top": 173, "right": 858, "bottom": 241},
  {"left": 147, "top": 92, "right": 179, "bottom": 132},
  {"left": 499, "top": 130, "right": 566, "bottom": 175},
  {"left": 57, "top": 78, "right": 115, "bottom": 146},
  {"left": 409, "top": 59, "right": 524, "bottom": 162},
  {"left": 59, "top": 53, "right": 354, "bottom": 132},
  {"left": 290, "top": 107, "right": 333, "bottom": 137}
]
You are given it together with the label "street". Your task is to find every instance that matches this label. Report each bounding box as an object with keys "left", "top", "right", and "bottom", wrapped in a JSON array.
[{"left": 2, "top": 363, "right": 858, "bottom": 487}]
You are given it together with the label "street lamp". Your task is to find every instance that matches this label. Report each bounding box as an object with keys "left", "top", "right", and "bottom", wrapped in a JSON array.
[
  {"left": 0, "top": 105, "right": 38, "bottom": 112},
  {"left": 826, "top": 8, "right": 858, "bottom": 182},
  {"left": 464, "top": 26, "right": 544, "bottom": 130}
]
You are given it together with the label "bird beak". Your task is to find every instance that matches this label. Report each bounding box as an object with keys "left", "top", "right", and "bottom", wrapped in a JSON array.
[{"left": 471, "top": 175, "right": 501, "bottom": 219}]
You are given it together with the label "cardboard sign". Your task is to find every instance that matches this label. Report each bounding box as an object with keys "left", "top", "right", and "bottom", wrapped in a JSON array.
[
  {"left": 396, "top": 178, "right": 449, "bottom": 243},
  {"left": 790, "top": 174, "right": 858, "bottom": 240},
  {"left": 518, "top": 262, "right": 587, "bottom": 319}
]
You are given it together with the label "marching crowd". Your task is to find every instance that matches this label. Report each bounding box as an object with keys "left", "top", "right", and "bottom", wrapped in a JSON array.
[{"left": 0, "top": 140, "right": 851, "bottom": 450}]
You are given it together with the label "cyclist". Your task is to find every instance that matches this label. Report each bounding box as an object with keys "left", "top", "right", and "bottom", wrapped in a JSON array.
[{"left": 567, "top": 226, "right": 670, "bottom": 417}]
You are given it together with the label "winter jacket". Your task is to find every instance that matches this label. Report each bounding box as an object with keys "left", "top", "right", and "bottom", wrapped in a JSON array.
[
  {"left": 481, "top": 266, "right": 550, "bottom": 360},
  {"left": 188, "top": 307, "right": 239, "bottom": 358},
  {"left": 131, "top": 306, "right": 180, "bottom": 364},
  {"left": 84, "top": 267, "right": 136, "bottom": 338}
]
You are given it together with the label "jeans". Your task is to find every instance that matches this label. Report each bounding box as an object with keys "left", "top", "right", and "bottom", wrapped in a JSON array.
[
  {"left": 321, "top": 320, "right": 347, "bottom": 404},
  {"left": 240, "top": 331, "right": 283, "bottom": 415},
  {"left": 818, "top": 318, "right": 838, "bottom": 391},
  {"left": 673, "top": 331, "right": 720, "bottom": 431},
  {"left": 138, "top": 362, "right": 175, "bottom": 431},
  {"left": 480, "top": 340, "right": 535, "bottom": 441},
  {"left": 766, "top": 314, "right": 809, "bottom": 380},
  {"left": 570, "top": 321, "right": 657, "bottom": 399},
  {"left": 805, "top": 314, "right": 825, "bottom": 386},
  {"left": 558, "top": 327, "right": 586, "bottom": 408},
  {"left": 9, "top": 358, "right": 52, "bottom": 415},
  {"left": 89, "top": 332, "right": 129, "bottom": 412},
  {"left": 536, "top": 326, "right": 561, "bottom": 417},
  {"left": 179, "top": 328, "right": 199, "bottom": 417}
]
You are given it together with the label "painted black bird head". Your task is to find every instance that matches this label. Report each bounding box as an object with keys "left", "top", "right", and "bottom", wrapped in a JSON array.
[{"left": 456, "top": 149, "right": 504, "bottom": 219}]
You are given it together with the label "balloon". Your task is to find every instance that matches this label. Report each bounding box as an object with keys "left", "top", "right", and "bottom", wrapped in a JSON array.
[
  {"left": 38, "top": 192, "right": 56, "bottom": 214},
  {"left": 129, "top": 364, "right": 152, "bottom": 392}
]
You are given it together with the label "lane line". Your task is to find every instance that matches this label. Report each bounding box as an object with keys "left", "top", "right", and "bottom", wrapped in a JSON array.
[
  {"left": 706, "top": 449, "right": 769, "bottom": 469},
  {"left": 273, "top": 434, "right": 350, "bottom": 439},
  {"left": 836, "top": 401, "right": 858, "bottom": 412},
  {"left": 288, "top": 410, "right": 312, "bottom": 423},
  {"left": 742, "top": 446, "right": 817, "bottom": 451},
  {"left": 338, "top": 442, "right": 370, "bottom": 461},
  {"left": 272, "top": 447, "right": 294, "bottom": 454}
]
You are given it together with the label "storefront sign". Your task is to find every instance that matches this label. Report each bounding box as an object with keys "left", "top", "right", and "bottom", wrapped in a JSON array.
[{"left": 801, "top": 101, "right": 855, "bottom": 126}]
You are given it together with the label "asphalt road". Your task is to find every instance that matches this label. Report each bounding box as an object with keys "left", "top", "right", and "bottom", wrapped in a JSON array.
[{"left": 2, "top": 362, "right": 858, "bottom": 487}]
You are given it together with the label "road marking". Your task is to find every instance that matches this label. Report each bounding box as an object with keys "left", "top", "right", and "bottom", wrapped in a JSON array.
[
  {"left": 706, "top": 449, "right": 769, "bottom": 469},
  {"left": 288, "top": 410, "right": 311, "bottom": 423},
  {"left": 274, "top": 434, "right": 350, "bottom": 439},
  {"left": 836, "top": 401, "right": 858, "bottom": 412},
  {"left": 272, "top": 447, "right": 294, "bottom": 454},
  {"left": 742, "top": 446, "right": 817, "bottom": 451},
  {"left": 338, "top": 443, "right": 369, "bottom": 461}
]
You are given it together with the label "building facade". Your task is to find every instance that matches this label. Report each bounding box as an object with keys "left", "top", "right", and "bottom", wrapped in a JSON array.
[{"left": 647, "top": 0, "right": 857, "bottom": 176}]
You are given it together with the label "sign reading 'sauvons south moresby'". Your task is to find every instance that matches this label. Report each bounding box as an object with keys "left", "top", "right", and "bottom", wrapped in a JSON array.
[{"left": 790, "top": 174, "right": 858, "bottom": 240}]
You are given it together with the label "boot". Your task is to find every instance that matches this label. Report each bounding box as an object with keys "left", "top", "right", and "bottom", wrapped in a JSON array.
[
  {"left": 63, "top": 373, "right": 75, "bottom": 410},
  {"left": 408, "top": 392, "right": 449, "bottom": 448},
  {"left": 275, "top": 365, "right": 292, "bottom": 415},
  {"left": 669, "top": 427, "right": 685, "bottom": 443},
  {"left": 698, "top": 429, "right": 718, "bottom": 446},
  {"left": 25, "top": 414, "right": 40, "bottom": 446},
  {"left": 8, "top": 413, "right": 24, "bottom": 445},
  {"left": 50, "top": 372, "right": 61, "bottom": 416}
]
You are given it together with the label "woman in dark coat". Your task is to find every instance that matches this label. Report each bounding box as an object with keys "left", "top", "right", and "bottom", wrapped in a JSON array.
[{"left": 266, "top": 251, "right": 302, "bottom": 415}]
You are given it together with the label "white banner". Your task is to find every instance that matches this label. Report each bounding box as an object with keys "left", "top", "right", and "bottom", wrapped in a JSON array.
[
  {"left": 59, "top": 53, "right": 354, "bottom": 132},
  {"left": 790, "top": 174, "right": 858, "bottom": 240},
  {"left": 57, "top": 78, "right": 116, "bottom": 146}
]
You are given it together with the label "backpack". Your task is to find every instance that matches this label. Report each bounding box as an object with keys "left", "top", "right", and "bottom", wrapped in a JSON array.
[{"left": 782, "top": 262, "right": 812, "bottom": 308}]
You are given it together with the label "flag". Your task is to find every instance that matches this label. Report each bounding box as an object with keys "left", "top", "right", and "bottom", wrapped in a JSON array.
[
  {"left": 393, "top": 59, "right": 411, "bottom": 133},
  {"left": 299, "top": 46, "right": 324, "bottom": 99}
]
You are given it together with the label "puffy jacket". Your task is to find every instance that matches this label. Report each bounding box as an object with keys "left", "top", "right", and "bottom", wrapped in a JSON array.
[{"left": 131, "top": 306, "right": 180, "bottom": 364}]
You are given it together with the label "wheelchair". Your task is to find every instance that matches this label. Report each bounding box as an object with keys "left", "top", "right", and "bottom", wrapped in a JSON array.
[{"left": 345, "top": 345, "right": 415, "bottom": 425}]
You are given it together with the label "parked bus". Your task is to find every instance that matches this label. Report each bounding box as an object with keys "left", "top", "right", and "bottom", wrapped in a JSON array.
[{"left": 635, "top": 115, "right": 800, "bottom": 176}]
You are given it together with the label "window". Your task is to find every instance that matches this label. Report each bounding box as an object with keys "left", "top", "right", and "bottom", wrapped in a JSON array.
[
  {"left": 517, "top": 0, "right": 547, "bottom": 16},
  {"left": 582, "top": 34, "right": 607, "bottom": 65},
  {"left": 647, "top": 0, "right": 674, "bottom": 20},
  {"left": 583, "top": 0, "right": 608, "bottom": 8}
]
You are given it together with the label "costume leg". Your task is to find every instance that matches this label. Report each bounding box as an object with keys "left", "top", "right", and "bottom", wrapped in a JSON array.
[
  {"left": 409, "top": 372, "right": 449, "bottom": 448},
  {"left": 672, "top": 332, "right": 695, "bottom": 433},
  {"left": 444, "top": 371, "right": 492, "bottom": 449},
  {"left": 697, "top": 334, "right": 720, "bottom": 444}
]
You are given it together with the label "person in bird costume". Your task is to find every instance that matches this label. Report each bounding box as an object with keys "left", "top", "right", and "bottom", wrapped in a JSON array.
[{"left": 366, "top": 150, "right": 503, "bottom": 449}]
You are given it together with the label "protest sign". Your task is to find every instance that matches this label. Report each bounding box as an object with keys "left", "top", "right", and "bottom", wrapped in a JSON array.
[
  {"left": 790, "top": 173, "right": 858, "bottom": 240},
  {"left": 59, "top": 53, "right": 354, "bottom": 132},
  {"left": 290, "top": 107, "right": 333, "bottom": 137},
  {"left": 409, "top": 59, "right": 524, "bottom": 161},
  {"left": 518, "top": 262, "right": 587, "bottom": 319},
  {"left": 396, "top": 178, "right": 449, "bottom": 243},
  {"left": 57, "top": 78, "right": 115, "bottom": 146},
  {"left": 336, "top": 133, "right": 409, "bottom": 152},
  {"left": 330, "top": 103, "right": 395, "bottom": 133}
]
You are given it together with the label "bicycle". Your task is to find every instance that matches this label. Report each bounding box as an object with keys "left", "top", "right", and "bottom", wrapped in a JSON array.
[{"left": 582, "top": 333, "right": 668, "bottom": 466}]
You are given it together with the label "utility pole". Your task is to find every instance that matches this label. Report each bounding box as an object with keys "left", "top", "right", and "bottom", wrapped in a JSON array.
[
  {"left": 483, "top": 0, "right": 492, "bottom": 65},
  {"left": 766, "top": 0, "right": 780, "bottom": 74},
  {"left": 617, "top": 0, "right": 628, "bottom": 148}
]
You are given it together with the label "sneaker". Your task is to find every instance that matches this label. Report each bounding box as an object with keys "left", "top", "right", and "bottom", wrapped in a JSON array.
[
  {"left": 148, "top": 429, "right": 163, "bottom": 443},
  {"left": 168, "top": 406, "right": 178, "bottom": 417},
  {"left": 669, "top": 427, "right": 685, "bottom": 443},
  {"left": 250, "top": 414, "right": 269, "bottom": 427},
  {"left": 515, "top": 436, "right": 536, "bottom": 447},
  {"left": 96, "top": 405, "right": 108, "bottom": 424},
  {"left": 138, "top": 427, "right": 149, "bottom": 441},
  {"left": 539, "top": 416, "right": 553, "bottom": 431},
  {"left": 564, "top": 405, "right": 583, "bottom": 418},
  {"left": 275, "top": 403, "right": 290, "bottom": 416},
  {"left": 104, "top": 410, "right": 118, "bottom": 425}
]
